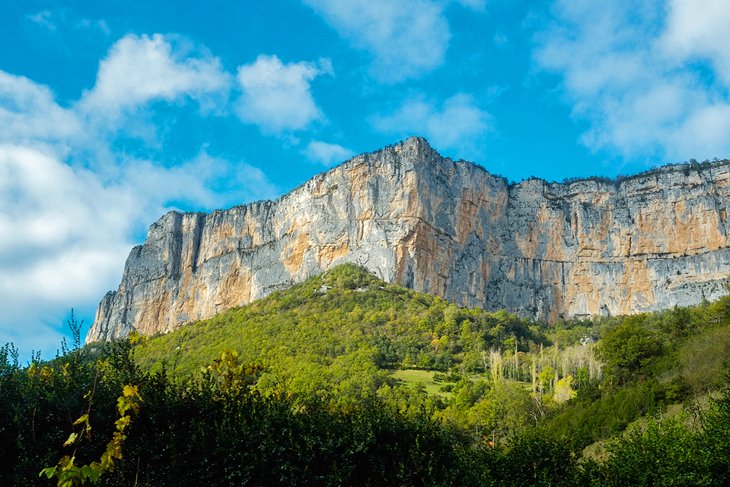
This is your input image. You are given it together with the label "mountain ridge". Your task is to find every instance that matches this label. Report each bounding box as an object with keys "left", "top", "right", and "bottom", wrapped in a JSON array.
[{"left": 87, "top": 136, "right": 730, "bottom": 342}]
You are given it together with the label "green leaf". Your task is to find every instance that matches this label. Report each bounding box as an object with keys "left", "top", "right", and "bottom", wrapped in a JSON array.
[
  {"left": 63, "top": 432, "right": 78, "bottom": 447},
  {"left": 72, "top": 414, "right": 89, "bottom": 427},
  {"left": 39, "top": 466, "right": 57, "bottom": 479}
]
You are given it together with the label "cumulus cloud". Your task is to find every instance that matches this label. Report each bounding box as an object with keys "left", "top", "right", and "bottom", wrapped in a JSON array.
[
  {"left": 305, "top": 140, "right": 354, "bottom": 167},
  {"left": 235, "top": 55, "right": 331, "bottom": 133},
  {"left": 79, "top": 34, "right": 230, "bottom": 121},
  {"left": 0, "top": 71, "right": 81, "bottom": 147},
  {"left": 372, "top": 93, "right": 491, "bottom": 158},
  {"left": 0, "top": 144, "right": 277, "bottom": 359},
  {"left": 0, "top": 145, "right": 132, "bottom": 355},
  {"left": 0, "top": 35, "right": 277, "bottom": 360},
  {"left": 302, "top": 0, "right": 450, "bottom": 82},
  {"left": 534, "top": 0, "right": 730, "bottom": 162}
]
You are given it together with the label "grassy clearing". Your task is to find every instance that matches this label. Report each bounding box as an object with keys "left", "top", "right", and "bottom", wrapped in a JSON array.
[{"left": 391, "top": 368, "right": 451, "bottom": 398}]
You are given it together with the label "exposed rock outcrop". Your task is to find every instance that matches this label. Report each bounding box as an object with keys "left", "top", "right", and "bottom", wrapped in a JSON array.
[{"left": 87, "top": 137, "right": 730, "bottom": 341}]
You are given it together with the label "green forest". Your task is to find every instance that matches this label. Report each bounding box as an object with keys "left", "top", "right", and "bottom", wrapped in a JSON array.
[{"left": 1, "top": 264, "right": 729, "bottom": 485}]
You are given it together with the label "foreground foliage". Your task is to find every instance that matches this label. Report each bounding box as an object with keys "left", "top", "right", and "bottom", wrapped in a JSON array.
[
  {"left": 1, "top": 338, "right": 728, "bottom": 486},
  {"left": 2, "top": 265, "right": 729, "bottom": 485}
]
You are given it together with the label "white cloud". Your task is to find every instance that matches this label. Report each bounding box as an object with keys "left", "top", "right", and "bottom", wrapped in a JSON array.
[
  {"left": 372, "top": 93, "right": 491, "bottom": 158},
  {"left": 79, "top": 34, "right": 230, "bottom": 121},
  {"left": 661, "top": 0, "right": 730, "bottom": 84},
  {"left": 0, "top": 71, "right": 81, "bottom": 147},
  {"left": 302, "top": 0, "right": 450, "bottom": 82},
  {"left": 0, "top": 144, "right": 277, "bottom": 360},
  {"left": 236, "top": 55, "right": 331, "bottom": 133},
  {"left": 305, "top": 140, "right": 354, "bottom": 167},
  {"left": 120, "top": 152, "right": 278, "bottom": 210},
  {"left": 26, "top": 9, "right": 110, "bottom": 36},
  {"left": 0, "top": 145, "right": 132, "bottom": 357},
  {"left": 534, "top": 0, "right": 730, "bottom": 162},
  {"left": 0, "top": 35, "right": 278, "bottom": 360}
]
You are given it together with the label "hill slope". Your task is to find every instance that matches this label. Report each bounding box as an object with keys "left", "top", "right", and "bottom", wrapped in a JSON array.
[
  {"left": 134, "top": 263, "right": 544, "bottom": 405},
  {"left": 134, "top": 263, "right": 730, "bottom": 448}
]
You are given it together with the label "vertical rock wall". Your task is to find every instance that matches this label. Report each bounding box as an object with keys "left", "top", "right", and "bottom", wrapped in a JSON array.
[{"left": 87, "top": 137, "right": 730, "bottom": 341}]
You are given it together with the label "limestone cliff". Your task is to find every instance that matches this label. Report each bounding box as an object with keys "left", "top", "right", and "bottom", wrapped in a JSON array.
[{"left": 87, "top": 137, "right": 730, "bottom": 342}]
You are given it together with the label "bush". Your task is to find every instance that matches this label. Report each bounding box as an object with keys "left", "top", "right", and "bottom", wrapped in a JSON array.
[{"left": 596, "top": 319, "right": 663, "bottom": 385}]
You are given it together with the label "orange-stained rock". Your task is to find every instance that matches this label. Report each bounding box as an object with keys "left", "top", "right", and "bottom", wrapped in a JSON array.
[{"left": 86, "top": 138, "right": 730, "bottom": 342}]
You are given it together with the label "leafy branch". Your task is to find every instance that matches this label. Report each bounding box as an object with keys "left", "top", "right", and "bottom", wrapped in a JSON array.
[{"left": 39, "top": 384, "right": 142, "bottom": 486}]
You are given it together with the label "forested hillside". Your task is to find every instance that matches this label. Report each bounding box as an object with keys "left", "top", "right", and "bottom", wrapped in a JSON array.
[{"left": 1, "top": 264, "right": 729, "bottom": 485}]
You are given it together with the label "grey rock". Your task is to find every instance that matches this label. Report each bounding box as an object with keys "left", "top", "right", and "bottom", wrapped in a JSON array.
[{"left": 87, "top": 137, "right": 730, "bottom": 342}]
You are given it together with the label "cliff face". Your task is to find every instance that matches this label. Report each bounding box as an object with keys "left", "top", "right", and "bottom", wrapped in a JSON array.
[{"left": 87, "top": 137, "right": 730, "bottom": 342}]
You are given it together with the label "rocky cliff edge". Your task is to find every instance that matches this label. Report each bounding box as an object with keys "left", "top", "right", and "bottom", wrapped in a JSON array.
[{"left": 87, "top": 137, "right": 730, "bottom": 342}]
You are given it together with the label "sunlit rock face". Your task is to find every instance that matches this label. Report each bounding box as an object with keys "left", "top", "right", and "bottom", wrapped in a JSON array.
[{"left": 87, "top": 137, "right": 730, "bottom": 341}]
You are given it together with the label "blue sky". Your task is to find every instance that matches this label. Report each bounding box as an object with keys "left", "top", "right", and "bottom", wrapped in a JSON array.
[{"left": 2, "top": 0, "right": 730, "bottom": 360}]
